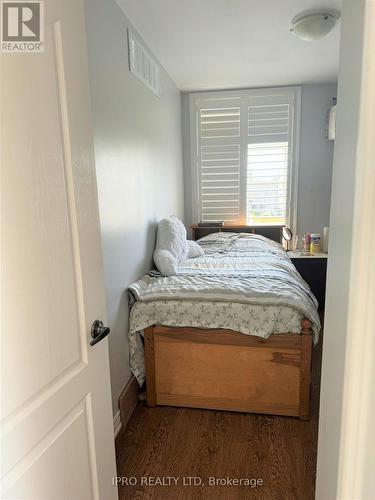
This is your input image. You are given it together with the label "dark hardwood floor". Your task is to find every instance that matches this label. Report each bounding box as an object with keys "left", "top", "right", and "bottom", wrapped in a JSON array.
[{"left": 115, "top": 323, "right": 323, "bottom": 500}]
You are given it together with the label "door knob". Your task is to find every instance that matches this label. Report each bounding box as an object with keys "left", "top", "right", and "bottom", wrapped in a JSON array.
[{"left": 90, "top": 320, "right": 111, "bottom": 346}]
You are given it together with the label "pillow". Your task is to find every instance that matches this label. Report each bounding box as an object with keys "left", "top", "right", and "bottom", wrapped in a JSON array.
[
  {"left": 153, "top": 249, "right": 178, "bottom": 276},
  {"left": 186, "top": 240, "right": 204, "bottom": 258},
  {"left": 153, "top": 216, "right": 188, "bottom": 276}
]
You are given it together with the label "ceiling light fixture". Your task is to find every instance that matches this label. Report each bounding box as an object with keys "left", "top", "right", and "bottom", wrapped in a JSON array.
[{"left": 290, "top": 11, "right": 340, "bottom": 41}]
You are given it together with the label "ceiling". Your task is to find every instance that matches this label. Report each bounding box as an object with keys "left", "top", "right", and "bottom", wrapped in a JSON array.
[{"left": 115, "top": 0, "right": 342, "bottom": 91}]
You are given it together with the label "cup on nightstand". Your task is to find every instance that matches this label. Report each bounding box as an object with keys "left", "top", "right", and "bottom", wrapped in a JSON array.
[{"left": 293, "top": 234, "right": 303, "bottom": 253}]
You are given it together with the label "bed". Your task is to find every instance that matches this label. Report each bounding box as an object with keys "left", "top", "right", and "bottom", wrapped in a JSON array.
[{"left": 128, "top": 228, "right": 321, "bottom": 420}]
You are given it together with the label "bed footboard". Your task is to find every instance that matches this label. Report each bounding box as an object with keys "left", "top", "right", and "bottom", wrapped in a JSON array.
[
  {"left": 299, "top": 319, "right": 313, "bottom": 420},
  {"left": 144, "top": 319, "right": 313, "bottom": 420}
]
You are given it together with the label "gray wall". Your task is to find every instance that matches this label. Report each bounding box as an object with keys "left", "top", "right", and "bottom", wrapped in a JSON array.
[
  {"left": 85, "top": 0, "right": 184, "bottom": 414},
  {"left": 297, "top": 83, "right": 337, "bottom": 235},
  {"left": 182, "top": 83, "right": 337, "bottom": 235}
]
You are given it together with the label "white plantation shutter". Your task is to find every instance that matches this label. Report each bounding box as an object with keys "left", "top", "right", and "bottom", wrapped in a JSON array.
[
  {"left": 247, "top": 142, "right": 289, "bottom": 225},
  {"left": 200, "top": 104, "right": 240, "bottom": 139},
  {"left": 190, "top": 88, "right": 300, "bottom": 227},
  {"left": 200, "top": 144, "right": 241, "bottom": 222},
  {"left": 246, "top": 91, "right": 294, "bottom": 225},
  {"left": 197, "top": 98, "right": 242, "bottom": 223}
]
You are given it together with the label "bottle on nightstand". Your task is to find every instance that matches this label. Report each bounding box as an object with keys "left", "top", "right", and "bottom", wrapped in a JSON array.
[{"left": 310, "top": 233, "right": 321, "bottom": 254}]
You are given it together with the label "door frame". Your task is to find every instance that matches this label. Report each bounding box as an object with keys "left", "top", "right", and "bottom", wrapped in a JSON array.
[
  {"left": 335, "top": 1, "right": 375, "bottom": 497},
  {"left": 316, "top": 0, "right": 375, "bottom": 498}
]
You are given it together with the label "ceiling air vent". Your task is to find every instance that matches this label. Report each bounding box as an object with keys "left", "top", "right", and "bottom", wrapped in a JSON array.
[{"left": 127, "top": 29, "right": 161, "bottom": 97}]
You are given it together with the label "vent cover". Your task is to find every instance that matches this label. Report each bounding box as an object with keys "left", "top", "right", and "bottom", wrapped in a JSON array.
[{"left": 128, "top": 29, "right": 161, "bottom": 97}]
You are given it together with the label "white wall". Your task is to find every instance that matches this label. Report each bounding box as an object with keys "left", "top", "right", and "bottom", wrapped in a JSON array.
[
  {"left": 85, "top": 0, "right": 184, "bottom": 414},
  {"left": 316, "top": 1, "right": 369, "bottom": 498},
  {"left": 182, "top": 83, "right": 336, "bottom": 235}
]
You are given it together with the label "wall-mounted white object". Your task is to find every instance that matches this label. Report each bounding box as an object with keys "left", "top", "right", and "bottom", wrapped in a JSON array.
[
  {"left": 127, "top": 29, "right": 161, "bottom": 97},
  {"left": 290, "top": 11, "right": 340, "bottom": 41},
  {"left": 328, "top": 104, "right": 336, "bottom": 140}
]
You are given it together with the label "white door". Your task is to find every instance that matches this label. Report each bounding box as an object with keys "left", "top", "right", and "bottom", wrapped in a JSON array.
[{"left": 0, "top": 0, "right": 118, "bottom": 498}]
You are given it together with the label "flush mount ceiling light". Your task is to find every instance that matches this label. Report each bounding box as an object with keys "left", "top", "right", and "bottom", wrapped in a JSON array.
[{"left": 290, "top": 11, "right": 340, "bottom": 41}]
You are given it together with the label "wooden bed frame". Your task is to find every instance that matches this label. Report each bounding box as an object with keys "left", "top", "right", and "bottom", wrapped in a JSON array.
[{"left": 144, "top": 318, "right": 313, "bottom": 420}]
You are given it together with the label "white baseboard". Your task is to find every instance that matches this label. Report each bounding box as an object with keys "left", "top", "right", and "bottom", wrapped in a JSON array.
[{"left": 113, "top": 410, "right": 122, "bottom": 438}]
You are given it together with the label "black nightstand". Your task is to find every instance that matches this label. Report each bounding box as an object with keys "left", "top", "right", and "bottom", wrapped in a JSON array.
[{"left": 288, "top": 252, "right": 328, "bottom": 310}]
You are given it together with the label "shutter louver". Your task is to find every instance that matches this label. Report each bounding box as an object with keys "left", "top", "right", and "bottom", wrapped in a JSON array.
[
  {"left": 200, "top": 106, "right": 240, "bottom": 139},
  {"left": 197, "top": 98, "right": 242, "bottom": 222},
  {"left": 248, "top": 95, "right": 290, "bottom": 143},
  {"left": 200, "top": 144, "right": 241, "bottom": 222}
]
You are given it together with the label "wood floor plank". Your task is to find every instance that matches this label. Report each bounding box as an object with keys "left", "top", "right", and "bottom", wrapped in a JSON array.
[{"left": 116, "top": 319, "right": 323, "bottom": 500}]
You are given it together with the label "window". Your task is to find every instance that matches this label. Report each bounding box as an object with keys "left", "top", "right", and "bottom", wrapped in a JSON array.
[
  {"left": 189, "top": 87, "right": 300, "bottom": 230},
  {"left": 247, "top": 142, "right": 288, "bottom": 225}
]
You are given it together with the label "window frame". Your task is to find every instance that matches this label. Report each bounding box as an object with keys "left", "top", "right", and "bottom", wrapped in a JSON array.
[{"left": 188, "top": 86, "right": 301, "bottom": 233}]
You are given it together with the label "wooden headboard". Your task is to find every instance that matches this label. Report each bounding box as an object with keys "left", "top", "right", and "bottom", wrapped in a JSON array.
[{"left": 190, "top": 224, "right": 284, "bottom": 244}]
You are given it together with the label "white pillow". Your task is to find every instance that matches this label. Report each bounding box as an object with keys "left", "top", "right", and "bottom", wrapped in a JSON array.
[
  {"left": 153, "top": 216, "right": 188, "bottom": 276},
  {"left": 187, "top": 240, "right": 204, "bottom": 258},
  {"left": 153, "top": 249, "right": 178, "bottom": 276}
]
